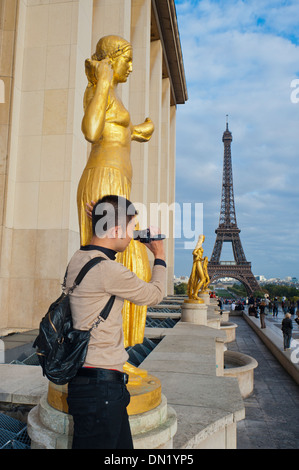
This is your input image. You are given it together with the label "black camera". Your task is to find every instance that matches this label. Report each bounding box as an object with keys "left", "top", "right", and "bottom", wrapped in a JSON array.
[{"left": 133, "top": 228, "right": 166, "bottom": 244}]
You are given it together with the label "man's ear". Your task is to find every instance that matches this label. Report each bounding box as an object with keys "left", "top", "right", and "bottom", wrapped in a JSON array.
[
  {"left": 109, "top": 225, "right": 123, "bottom": 239},
  {"left": 107, "top": 226, "right": 118, "bottom": 239},
  {"left": 116, "top": 224, "right": 127, "bottom": 239}
]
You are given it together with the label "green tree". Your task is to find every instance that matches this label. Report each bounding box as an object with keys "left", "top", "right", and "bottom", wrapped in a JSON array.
[
  {"left": 252, "top": 289, "right": 268, "bottom": 298},
  {"left": 174, "top": 283, "right": 187, "bottom": 295},
  {"left": 262, "top": 284, "right": 299, "bottom": 300},
  {"left": 229, "top": 284, "right": 247, "bottom": 297}
]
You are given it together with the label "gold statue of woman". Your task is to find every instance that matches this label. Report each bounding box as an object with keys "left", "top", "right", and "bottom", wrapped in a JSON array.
[
  {"left": 77, "top": 36, "right": 154, "bottom": 353},
  {"left": 187, "top": 235, "right": 210, "bottom": 301}
]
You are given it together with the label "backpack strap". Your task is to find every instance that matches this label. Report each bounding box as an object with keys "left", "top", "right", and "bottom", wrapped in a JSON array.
[
  {"left": 67, "top": 256, "right": 116, "bottom": 329},
  {"left": 74, "top": 256, "right": 106, "bottom": 286},
  {"left": 62, "top": 257, "right": 105, "bottom": 292},
  {"left": 89, "top": 294, "right": 116, "bottom": 331},
  {"left": 64, "top": 256, "right": 105, "bottom": 293}
]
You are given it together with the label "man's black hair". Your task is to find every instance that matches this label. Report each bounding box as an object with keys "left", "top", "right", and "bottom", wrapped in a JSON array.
[{"left": 92, "top": 195, "right": 138, "bottom": 238}]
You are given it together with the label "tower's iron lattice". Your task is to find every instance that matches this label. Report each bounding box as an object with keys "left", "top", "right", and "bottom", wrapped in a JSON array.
[{"left": 208, "top": 120, "right": 260, "bottom": 296}]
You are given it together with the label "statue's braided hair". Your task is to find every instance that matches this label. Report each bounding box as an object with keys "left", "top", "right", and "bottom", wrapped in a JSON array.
[{"left": 92, "top": 35, "right": 132, "bottom": 62}]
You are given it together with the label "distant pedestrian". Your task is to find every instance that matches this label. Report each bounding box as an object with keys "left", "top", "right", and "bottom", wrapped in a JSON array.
[
  {"left": 281, "top": 313, "right": 293, "bottom": 351},
  {"left": 248, "top": 304, "right": 258, "bottom": 317},
  {"left": 295, "top": 310, "right": 299, "bottom": 327},
  {"left": 259, "top": 301, "right": 266, "bottom": 329},
  {"left": 268, "top": 299, "right": 273, "bottom": 314},
  {"left": 283, "top": 299, "right": 289, "bottom": 314},
  {"left": 273, "top": 298, "right": 279, "bottom": 317}
]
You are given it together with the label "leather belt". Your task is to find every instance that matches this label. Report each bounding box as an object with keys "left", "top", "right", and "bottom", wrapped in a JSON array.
[{"left": 73, "top": 367, "right": 129, "bottom": 385}]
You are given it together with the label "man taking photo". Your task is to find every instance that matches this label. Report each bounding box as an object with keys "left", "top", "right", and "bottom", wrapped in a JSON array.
[{"left": 65, "top": 195, "right": 166, "bottom": 449}]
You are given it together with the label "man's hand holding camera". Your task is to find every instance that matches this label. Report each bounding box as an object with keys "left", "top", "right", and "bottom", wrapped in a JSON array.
[{"left": 140, "top": 226, "right": 165, "bottom": 262}]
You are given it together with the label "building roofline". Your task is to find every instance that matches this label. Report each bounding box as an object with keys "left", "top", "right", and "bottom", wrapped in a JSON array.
[{"left": 151, "top": 0, "right": 188, "bottom": 106}]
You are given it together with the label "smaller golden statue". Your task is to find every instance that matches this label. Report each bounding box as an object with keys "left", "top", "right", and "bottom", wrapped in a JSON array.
[{"left": 186, "top": 235, "right": 210, "bottom": 303}]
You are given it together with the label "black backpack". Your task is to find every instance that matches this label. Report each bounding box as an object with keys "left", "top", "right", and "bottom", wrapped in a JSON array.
[{"left": 33, "top": 257, "right": 115, "bottom": 385}]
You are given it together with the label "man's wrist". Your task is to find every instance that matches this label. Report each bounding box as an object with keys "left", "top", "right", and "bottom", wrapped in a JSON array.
[{"left": 154, "top": 258, "right": 166, "bottom": 268}]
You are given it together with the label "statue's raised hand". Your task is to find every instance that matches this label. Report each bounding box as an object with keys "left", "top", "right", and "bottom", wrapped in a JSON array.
[{"left": 94, "top": 58, "right": 113, "bottom": 84}]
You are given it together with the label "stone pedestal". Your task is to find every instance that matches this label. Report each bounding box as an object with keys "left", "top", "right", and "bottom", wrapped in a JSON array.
[
  {"left": 47, "top": 374, "right": 162, "bottom": 417},
  {"left": 27, "top": 393, "right": 177, "bottom": 449},
  {"left": 27, "top": 367, "right": 178, "bottom": 449},
  {"left": 181, "top": 301, "right": 208, "bottom": 326},
  {"left": 199, "top": 293, "right": 210, "bottom": 304}
]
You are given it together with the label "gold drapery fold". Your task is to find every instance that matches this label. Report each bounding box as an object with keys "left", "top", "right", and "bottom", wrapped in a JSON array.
[{"left": 77, "top": 165, "right": 151, "bottom": 347}]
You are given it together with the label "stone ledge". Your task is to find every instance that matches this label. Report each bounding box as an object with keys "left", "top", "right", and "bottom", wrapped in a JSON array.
[
  {"left": 172, "top": 405, "right": 237, "bottom": 449},
  {"left": 0, "top": 364, "right": 48, "bottom": 405},
  {"left": 223, "top": 350, "right": 258, "bottom": 398},
  {"left": 220, "top": 321, "right": 238, "bottom": 342},
  {"left": 141, "top": 321, "right": 245, "bottom": 449},
  {"left": 224, "top": 350, "right": 258, "bottom": 370},
  {"left": 144, "top": 321, "right": 226, "bottom": 343},
  {"left": 147, "top": 311, "right": 181, "bottom": 320}
]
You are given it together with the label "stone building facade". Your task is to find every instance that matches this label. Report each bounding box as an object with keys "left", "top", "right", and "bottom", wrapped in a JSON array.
[{"left": 0, "top": 0, "right": 187, "bottom": 330}]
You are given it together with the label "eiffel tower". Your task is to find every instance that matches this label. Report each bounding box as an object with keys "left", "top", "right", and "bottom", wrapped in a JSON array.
[{"left": 208, "top": 118, "right": 260, "bottom": 296}]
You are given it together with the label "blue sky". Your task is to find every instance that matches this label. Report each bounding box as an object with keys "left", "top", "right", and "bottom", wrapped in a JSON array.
[{"left": 173, "top": 0, "right": 299, "bottom": 280}]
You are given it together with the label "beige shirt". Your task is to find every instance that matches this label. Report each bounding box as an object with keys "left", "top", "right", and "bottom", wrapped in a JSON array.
[{"left": 65, "top": 248, "right": 166, "bottom": 371}]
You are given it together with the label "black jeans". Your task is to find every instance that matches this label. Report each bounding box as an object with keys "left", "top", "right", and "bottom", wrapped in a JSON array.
[{"left": 67, "top": 370, "right": 133, "bottom": 449}]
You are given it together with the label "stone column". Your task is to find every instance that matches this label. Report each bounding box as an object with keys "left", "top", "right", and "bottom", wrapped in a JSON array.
[
  {"left": 159, "top": 78, "right": 171, "bottom": 291},
  {"left": 0, "top": 0, "right": 18, "bottom": 329},
  {"left": 167, "top": 105, "right": 176, "bottom": 294},
  {"left": 129, "top": 0, "right": 151, "bottom": 207},
  {"left": 147, "top": 40, "right": 162, "bottom": 206}
]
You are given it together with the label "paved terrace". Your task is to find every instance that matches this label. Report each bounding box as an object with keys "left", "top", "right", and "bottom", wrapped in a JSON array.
[{"left": 228, "top": 313, "right": 299, "bottom": 449}]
